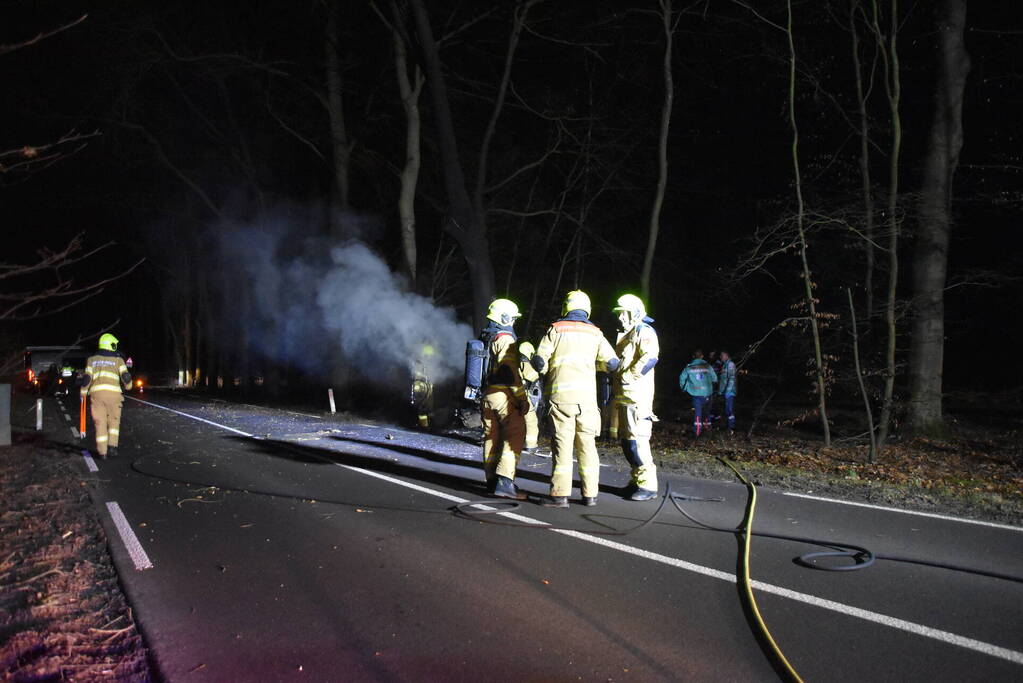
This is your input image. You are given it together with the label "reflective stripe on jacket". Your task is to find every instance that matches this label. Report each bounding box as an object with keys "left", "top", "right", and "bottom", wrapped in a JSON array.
[
  {"left": 679, "top": 359, "right": 717, "bottom": 397},
  {"left": 535, "top": 319, "right": 617, "bottom": 405},
  {"left": 613, "top": 323, "right": 659, "bottom": 411},
  {"left": 719, "top": 359, "right": 737, "bottom": 396},
  {"left": 84, "top": 351, "right": 130, "bottom": 396}
]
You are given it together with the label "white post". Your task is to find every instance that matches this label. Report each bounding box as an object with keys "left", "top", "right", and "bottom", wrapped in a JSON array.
[
  {"left": 36, "top": 398, "right": 43, "bottom": 430},
  {"left": 327, "top": 388, "right": 337, "bottom": 414},
  {"left": 0, "top": 384, "right": 11, "bottom": 446}
]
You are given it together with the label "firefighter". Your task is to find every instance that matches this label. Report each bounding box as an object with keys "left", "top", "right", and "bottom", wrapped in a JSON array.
[
  {"left": 81, "top": 333, "right": 132, "bottom": 459},
  {"left": 480, "top": 298, "right": 528, "bottom": 500},
  {"left": 517, "top": 341, "right": 542, "bottom": 454},
  {"left": 719, "top": 349, "right": 738, "bottom": 434},
  {"left": 611, "top": 294, "right": 660, "bottom": 501},
  {"left": 679, "top": 349, "right": 717, "bottom": 438},
  {"left": 531, "top": 290, "right": 620, "bottom": 507},
  {"left": 411, "top": 343, "right": 435, "bottom": 428}
]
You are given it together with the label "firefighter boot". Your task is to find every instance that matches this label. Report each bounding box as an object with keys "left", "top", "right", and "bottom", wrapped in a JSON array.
[
  {"left": 629, "top": 488, "right": 657, "bottom": 502},
  {"left": 107, "top": 447, "right": 118, "bottom": 458},
  {"left": 493, "top": 476, "right": 527, "bottom": 500},
  {"left": 543, "top": 496, "right": 569, "bottom": 508},
  {"left": 581, "top": 496, "right": 597, "bottom": 507}
]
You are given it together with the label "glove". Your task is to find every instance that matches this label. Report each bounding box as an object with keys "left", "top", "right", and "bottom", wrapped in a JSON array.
[{"left": 517, "top": 399, "right": 531, "bottom": 415}]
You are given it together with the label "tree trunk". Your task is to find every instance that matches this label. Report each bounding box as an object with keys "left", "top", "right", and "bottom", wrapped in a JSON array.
[
  {"left": 908, "top": 0, "right": 970, "bottom": 434},
  {"left": 849, "top": 0, "right": 876, "bottom": 320},
  {"left": 872, "top": 0, "right": 902, "bottom": 451},
  {"left": 407, "top": 0, "right": 496, "bottom": 328},
  {"left": 387, "top": 1, "right": 425, "bottom": 285},
  {"left": 325, "top": 0, "right": 352, "bottom": 233},
  {"left": 786, "top": 0, "right": 831, "bottom": 446},
  {"left": 641, "top": 0, "right": 674, "bottom": 304}
]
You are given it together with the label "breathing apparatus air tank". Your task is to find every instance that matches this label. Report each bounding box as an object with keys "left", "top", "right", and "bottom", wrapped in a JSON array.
[{"left": 464, "top": 339, "right": 487, "bottom": 400}]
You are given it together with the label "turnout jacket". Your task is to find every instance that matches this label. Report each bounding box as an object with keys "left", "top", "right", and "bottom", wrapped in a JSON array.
[
  {"left": 613, "top": 322, "right": 659, "bottom": 412},
  {"left": 482, "top": 322, "right": 526, "bottom": 402},
  {"left": 82, "top": 350, "right": 131, "bottom": 397},
  {"left": 533, "top": 312, "right": 618, "bottom": 405}
]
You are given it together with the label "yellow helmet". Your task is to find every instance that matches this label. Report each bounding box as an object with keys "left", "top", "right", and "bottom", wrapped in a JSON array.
[
  {"left": 518, "top": 341, "right": 535, "bottom": 359},
  {"left": 562, "top": 290, "right": 591, "bottom": 316},
  {"left": 98, "top": 333, "right": 119, "bottom": 351},
  {"left": 613, "top": 293, "right": 646, "bottom": 317},
  {"left": 487, "top": 298, "right": 521, "bottom": 325}
]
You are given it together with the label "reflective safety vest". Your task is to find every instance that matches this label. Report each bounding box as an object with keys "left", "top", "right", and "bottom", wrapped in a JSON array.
[
  {"left": 613, "top": 322, "right": 659, "bottom": 411},
  {"left": 83, "top": 350, "right": 130, "bottom": 397},
  {"left": 535, "top": 319, "right": 617, "bottom": 405}
]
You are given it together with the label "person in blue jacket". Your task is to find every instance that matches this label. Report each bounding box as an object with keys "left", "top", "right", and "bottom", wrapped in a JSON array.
[
  {"left": 718, "top": 350, "right": 738, "bottom": 434},
  {"left": 679, "top": 350, "right": 717, "bottom": 437}
]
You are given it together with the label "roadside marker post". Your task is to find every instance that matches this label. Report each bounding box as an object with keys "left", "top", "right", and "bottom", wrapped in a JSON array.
[
  {"left": 0, "top": 384, "right": 11, "bottom": 446},
  {"left": 79, "top": 396, "right": 87, "bottom": 438},
  {"left": 35, "top": 399, "right": 43, "bottom": 431},
  {"left": 328, "top": 388, "right": 336, "bottom": 414}
]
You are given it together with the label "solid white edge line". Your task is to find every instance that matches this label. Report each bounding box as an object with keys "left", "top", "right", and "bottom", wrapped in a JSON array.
[
  {"left": 82, "top": 450, "right": 98, "bottom": 473},
  {"left": 124, "top": 399, "right": 1023, "bottom": 666},
  {"left": 70, "top": 426, "right": 81, "bottom": 440},
  {"left": 105, "top": 501, "right": 153, "bottom": 571},
  {"left": 782, "top": 491, "right": 1023, "bottom": 532},
  {"left": 125, "top": 396, "right": 256, "bottom": 437}
]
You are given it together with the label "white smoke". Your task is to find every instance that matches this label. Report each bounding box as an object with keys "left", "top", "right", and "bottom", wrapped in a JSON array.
[
  {"left": 316, "top": 242, "right": 472, "bottom": 386},
  {"left": 212, "top": 210, "right": 472, "bottom": 394}
]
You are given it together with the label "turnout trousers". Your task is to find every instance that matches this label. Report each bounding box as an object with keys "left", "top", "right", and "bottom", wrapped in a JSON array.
[
  {"left": 615, "top": 402, "right": 658, "bottom": 491},
  {"left": 481, "top": 389, "right": 525, "bottom": 483},
  {"left": 90, "top": 392, "right": 124, "bottom": 456},
  {"left": 548, "top": 401, "right": 601, "bottom": 498}
]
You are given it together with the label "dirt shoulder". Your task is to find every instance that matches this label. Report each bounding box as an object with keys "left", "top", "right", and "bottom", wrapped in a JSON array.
[
  {"left": 646, "top": 416, "right": 1023, "bottom": 526},
  {"left": 0, "top": 436, "right": 153, "bottom": 682}
]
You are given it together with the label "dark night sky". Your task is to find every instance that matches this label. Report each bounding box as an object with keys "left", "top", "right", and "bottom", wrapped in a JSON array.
[{"left": 3, "top": 0, "right": 1022, "bottom": 400}]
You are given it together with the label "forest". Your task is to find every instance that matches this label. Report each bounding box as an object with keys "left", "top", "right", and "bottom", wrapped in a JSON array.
[{"left": 3, "top": 0, "right": 1021, "bottom": 461}]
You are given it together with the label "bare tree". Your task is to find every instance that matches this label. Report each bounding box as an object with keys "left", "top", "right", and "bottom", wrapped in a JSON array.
[
  {"left": 785, "top": 0, "right": 832, "bottom": 445},
  {"left": 406, "top": 0, "right": 544, "bottom": 328},
  {"left": 325, "top": 0, "right": 353, "bottom": 228},
  {"left": 640, "top": 0, "right": 677, "bottom": 303},
  {"left": 870, "top": 0, "right": 903, "bottom": 450},
  {"left": 907, "top": 0, "right": 970, "bottom": 434}
]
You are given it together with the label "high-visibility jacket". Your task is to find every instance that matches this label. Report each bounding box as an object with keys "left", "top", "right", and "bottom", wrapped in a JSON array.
[
  {"left": 613, "top": 322, "right": 659, "bottom": 411},
  {"left": 534, "top": 316, "right": 618, "bottom": 405},
  {"left": 719, "top": 359, "right": 738, "bottom": 396},
  {"left": 679, "top": 359, "right": 717, "bottom": 397},
  {"left": 82, "top": 350, "right": 131, "bottom": 397}
]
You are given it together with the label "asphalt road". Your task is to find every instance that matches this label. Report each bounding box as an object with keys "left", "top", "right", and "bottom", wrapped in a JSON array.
[{"left": 21, "top": 390, "right": 1023, "bottom": 681}]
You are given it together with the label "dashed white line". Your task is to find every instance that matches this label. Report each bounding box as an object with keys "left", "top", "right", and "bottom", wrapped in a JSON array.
[
  {"left": 782, "top": 491, "right": 1023, "bottom": 532},
  {"left": 105, "top": 501, "right": 153, "bottom": 571},
  {"left": 124, "top": 398, "right": 1023, "bottom": 666},
  {"left": 82, "top": 450, "right": 98, "bottom": 472}
]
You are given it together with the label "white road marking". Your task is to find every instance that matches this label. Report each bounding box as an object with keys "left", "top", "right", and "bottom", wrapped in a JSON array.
[
  {"left": 125, "top": 400, "right": 1023, "bottom": 666},
  {"left": 82, "top": 450, "right": 98, "bottom": 472},
  {"left": 106, "top": 501, "right": 153, "bottom": 571},
  {"left": 126, "top": 396, "right": 258, "bottom": 437},
  {"left": 70, "top": 425, "right": 81, "bottom": 439},
  {"left": 782, "top": 491, "right": 1023, "bottom": 533}
]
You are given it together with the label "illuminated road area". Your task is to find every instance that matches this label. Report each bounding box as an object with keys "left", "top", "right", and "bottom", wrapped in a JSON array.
[{"left": 43, "top": 391, "right": 1023, "bottom": 681}]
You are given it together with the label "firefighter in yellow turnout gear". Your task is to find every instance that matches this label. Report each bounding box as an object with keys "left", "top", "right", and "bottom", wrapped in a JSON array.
[
  {"left": 517, "top": 341, "right": 541, "bottom": 452},
  {"left": 532, "top": 291, "right": 620, "bottom": 507},
  {"left": 481, "top": 299, "right": 529, "bottom": 500},
  {"left": 81, "top": 333, "right": 132, "bottom": 459},
  {"left": 611, "top": 294, "right": 660, "bottom": 501}
]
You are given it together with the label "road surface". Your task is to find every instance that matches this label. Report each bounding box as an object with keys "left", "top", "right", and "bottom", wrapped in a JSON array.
[{"left": 19, "top": 390, "right": 1023, "bottom": 681}]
